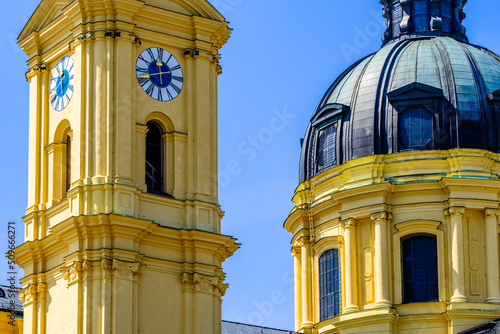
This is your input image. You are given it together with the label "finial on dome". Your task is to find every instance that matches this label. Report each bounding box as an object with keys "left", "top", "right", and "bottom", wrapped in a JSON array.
[{"left": 380, "top": 0, "right": 468, "bottom": 45}]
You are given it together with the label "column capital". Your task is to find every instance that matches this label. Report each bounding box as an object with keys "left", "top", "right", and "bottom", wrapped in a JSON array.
[
  {"left": 371, "top": 212, "right": 391, "bottom": 222},
  {"left": 297, "top": 236, "right": 310, "bottom": 247},
  {"left": 484, "top": 208, "right": 500, "bottom": 218},
  {"left": 291, "top": 246, "right": 302, "bottom": 257},
  {"left": 445, "top": 207, "right": 466, "bottom": 217},
  {"left": 341, "top": 218, "right": 357, "bottom": 228}
]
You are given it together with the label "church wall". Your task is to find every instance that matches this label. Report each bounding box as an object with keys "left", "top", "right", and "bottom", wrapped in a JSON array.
[{"left": 286, "top": 149, "right": 500, "bottom": 333}]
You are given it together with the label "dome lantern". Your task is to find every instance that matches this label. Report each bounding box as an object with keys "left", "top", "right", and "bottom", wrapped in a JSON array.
[{"left": 380, "top": 0, "right": 468, "bottom": 45}]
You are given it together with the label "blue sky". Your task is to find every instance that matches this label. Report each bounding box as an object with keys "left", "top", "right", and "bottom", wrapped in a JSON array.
[{"left": 1, "top": 0, "right": 500, "bottom": 331}]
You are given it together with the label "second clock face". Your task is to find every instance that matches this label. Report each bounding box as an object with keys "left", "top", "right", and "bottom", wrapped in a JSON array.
[
  {"left": 136, "top": 47, "right": 184, "bottom": 101},
  {"left": 50, "top": 56, "right": 74, "bottom": 111}
]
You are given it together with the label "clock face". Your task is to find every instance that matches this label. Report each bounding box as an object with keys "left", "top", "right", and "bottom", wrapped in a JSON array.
[
  {"left": 50, "top": 56, "right": 75, "bottom": 111},
  {"left": 136, "top": 47, "right": 184, "bottom": 101}
]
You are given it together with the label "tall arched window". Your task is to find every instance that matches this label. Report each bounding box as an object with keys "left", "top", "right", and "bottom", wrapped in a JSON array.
[
  {"left": 319, "top": 249, "right": 341, "bottom": 321},
  {"left": 402, "top": 235, "right": 439, "bottom": 303},
  {"left": 146, "top": 121, "right": 164, "bottom": 193},
  {"left": 65, "top": 132, "right": 71, "bottom": 193}
]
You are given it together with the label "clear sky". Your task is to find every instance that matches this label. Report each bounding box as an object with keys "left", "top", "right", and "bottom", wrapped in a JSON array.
[{"left": 1, "top": 0, "right": 500, "bottom": 331}]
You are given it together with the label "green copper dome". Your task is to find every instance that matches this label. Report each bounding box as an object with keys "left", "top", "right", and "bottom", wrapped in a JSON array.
[{"left": 299, "top": 35, "right": 500, "bottom": 182}]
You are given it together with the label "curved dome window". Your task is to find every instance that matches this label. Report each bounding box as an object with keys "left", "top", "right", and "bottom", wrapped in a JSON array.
[
  {"left": 398, "top": 106, "right": 433, "bottom": 150},
  {"left": 0, "top": 288, "right": 5, "bottom": 298},
  {"left": 317, "top": 123, "right": 338, "bottom": 170},
  {"left": 319, "top": 249, "right": 341, "bottom": 321},
  {"left": 402, "top": 235, "right": 439, "bottom": 303}
]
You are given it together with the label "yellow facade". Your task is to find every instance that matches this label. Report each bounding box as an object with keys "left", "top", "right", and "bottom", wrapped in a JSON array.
[
  {"left": 14, "top": 0, "right": 238, "bottom": 333},
  {"left": 285, "top": 149, "right": 500, "bottom": 334},
  {"left": 0, "top": 311, "right": 23, "bottom": 334}
]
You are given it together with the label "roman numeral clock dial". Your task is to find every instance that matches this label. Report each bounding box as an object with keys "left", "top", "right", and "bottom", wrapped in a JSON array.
[
  {"left": 49, "top": 56, "right": 75, "bottom": 111},
  {"left": 136, "top": 47, "right": 184, "bottom": 101}
]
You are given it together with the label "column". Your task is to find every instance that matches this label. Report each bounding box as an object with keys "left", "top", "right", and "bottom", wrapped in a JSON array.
[
  {"left": 484, "top": 209, "right": 500, "bottom": 303},
  {"left": 38, "top": 283, "right": 47, "bottom": 334},
  {"left": 292, "top": 246, "right": 302, "bottom": 330},
  {"left": 300, "top": 237, "right": 313, "bottom": 328},
  {"left": 371, "top": 212, "right": 391, "bottom": 307},
  {"left": 447, "top": 207, "right": 467, "bottom": 302},
  {"left": 342, "top": 218, "right": 359, "bottom": 312}
]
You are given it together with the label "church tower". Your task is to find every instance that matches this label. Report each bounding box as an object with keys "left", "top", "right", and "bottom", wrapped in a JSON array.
[
  {"left": 15, "top": 1, "right": 238, "bottom": 333},
  {"left": 285, "top": 1, "right": 500, "bottom": 333}
]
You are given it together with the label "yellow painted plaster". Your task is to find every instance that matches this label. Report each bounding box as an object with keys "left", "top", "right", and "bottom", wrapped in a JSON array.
[{"left": 285, "top": 149, "right": 500, "bottom": 333}]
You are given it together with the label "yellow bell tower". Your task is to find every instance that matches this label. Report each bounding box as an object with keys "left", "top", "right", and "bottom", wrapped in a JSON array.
[{"left": 15, "top": 1, "right": 238, "bottom": 333}]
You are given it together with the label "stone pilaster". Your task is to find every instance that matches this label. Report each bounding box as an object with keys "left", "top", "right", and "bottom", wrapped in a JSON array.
[
  {"left": 446, "top": 207, "right": 467, "bottom": 302},
  {"left": 371, "top": 212, "right": 391, "bottom": 308},
  {"left": 341, "top": 218, "right": 359, "bottom": 312}
]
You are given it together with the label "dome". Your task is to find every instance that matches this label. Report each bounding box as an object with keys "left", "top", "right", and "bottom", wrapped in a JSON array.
[{"left": 299, "top": 36, "right": 500, "bottom": 182}]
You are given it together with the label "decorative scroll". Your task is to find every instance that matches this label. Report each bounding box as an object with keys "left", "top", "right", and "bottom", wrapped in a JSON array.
[
  {"left": 430, "top": 0, "right": 442, "bottom": 30},
  {"left": 61, "top": 260, "right": 91, "bottom": 283},
  {"left": 291, "top": 246, "right": 301, "bottom": 257},
  {"left": 382, "top": 1, "right": 392, "bottom": 44},
  {"left": 101, "top": 259, "right": 145, "bottom": 278},
  {"left": 341, "top": 218, "right": 357, "bottom": 229},
  {"left": 445, "top": 207, "right": 465, "bottom": 217},
  {"left": 400, "top": 0, "right": 412, "bottom": 33},
  {"left": 454, "top": 0, "right": 467, "bottom": 36},
  {"left": 18, "top": 283, "right": 43, "bottom": 303},
  {"left": 181, "top": 272, "right": 229, "bottom": 296}
]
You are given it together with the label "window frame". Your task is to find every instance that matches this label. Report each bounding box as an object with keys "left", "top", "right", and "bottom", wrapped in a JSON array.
[
  {"left": 315, "top": 120, "right": 340, "bottom": 173},
  {"left": 317, "top": 248, "right": 342, "bottom": 321},
  {"left": 145, "top": 121, "right": 165, "bottom": 194},
  {"left": 392, "top": 220, "right": 445, "bottom": 304},
  {"left": 401, "top": 234, "right": 439, "bottom": 303},
  {"left": 397, "top": 104, "right": 434, "bottom": 150},
  {"left": 393, "top": 98, "right": 440, "bottom": 152}
]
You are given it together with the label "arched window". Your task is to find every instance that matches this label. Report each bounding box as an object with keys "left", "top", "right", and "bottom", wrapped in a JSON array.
[
  {"left": 65, "top": 132, "right": 71, "bottom": 193},
  {"left": 402, "top": 235, "right": 439, "bottom": 303},
  {"left": 0, "top": 288, "right": 5, "bottom": 298},
  {"left": 398, "top": 106, "right": 432, "bottom": 150},
  {"left": 146, "top": 121, "right": 164, "bottom": 193},
  {"left": 317, "top": 122, "right": 337, "bottom": 170},
  {"left": 319, "top": 249, "right": 341, "bottom": 321}
]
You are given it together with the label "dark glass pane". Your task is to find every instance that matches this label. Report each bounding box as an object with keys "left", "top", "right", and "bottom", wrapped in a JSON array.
[
  {"left": 319, "top": 249, "right": 341, "bottom": 321},
  {"left": 317, "top": 123, "right": 337, "bottom": 169},
  {"left": 146, "top": 122, "right": 163, "bottom": 193},
  {"left": 66, "top": 134, "right": 71, "bottom": 193},
  {"left": 399, "top": 106, "right": 432, "bottom": 149},
  {"left": 402, "top": 235, "right": 439, "bottom": 303},
  {"left": 412, "top": 0, "right": 429, "bottom": 31}
]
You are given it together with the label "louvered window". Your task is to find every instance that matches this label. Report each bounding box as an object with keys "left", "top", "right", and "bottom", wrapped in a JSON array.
[
  {"left": 402, "top": 235, "right": 439, "bottom": 303},
  {"left": 317, "top": 123, "right": 337, "bottom": 169},
  {"left": 319, "top": 249, "right": 341, "bottom": 321}
]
